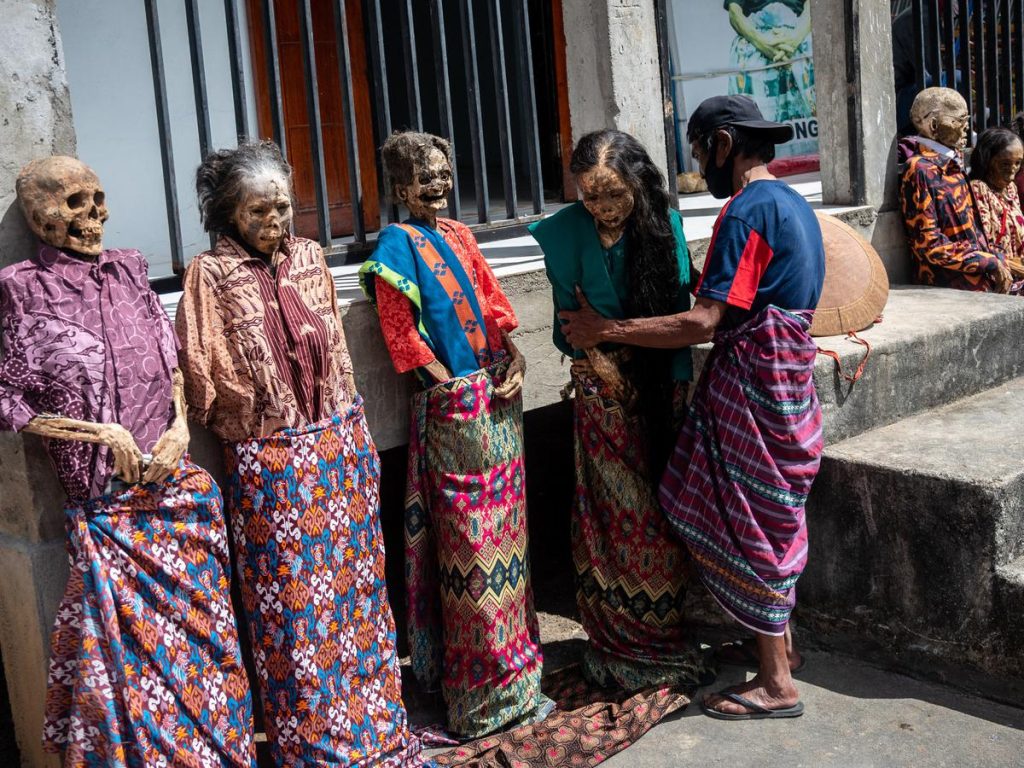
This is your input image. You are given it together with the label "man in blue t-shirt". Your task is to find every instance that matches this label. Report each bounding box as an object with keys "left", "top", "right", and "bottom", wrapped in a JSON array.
[{"left": 559, "top": 95, "right": 825, "bottom": 722}]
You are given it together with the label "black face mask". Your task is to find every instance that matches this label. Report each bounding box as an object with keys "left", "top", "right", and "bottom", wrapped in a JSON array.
[{"left": 703, "top": 134, "right": 735, "bottom": 199}]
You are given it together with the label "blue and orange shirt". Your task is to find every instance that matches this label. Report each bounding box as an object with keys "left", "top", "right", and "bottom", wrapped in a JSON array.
[{"left": 697, "top": 179, "right": 824, "bottom": 325}]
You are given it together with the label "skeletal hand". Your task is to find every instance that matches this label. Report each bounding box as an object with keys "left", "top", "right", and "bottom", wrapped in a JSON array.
[
  {"left": 494, "top": 334, "right": 526, "bottom": 400},
  {"left": 142, "top": 419, "right": 189, "bottom": 484},
  {"left": 425, "top": 358, "right": 452, "bottom": 385},
  {"left": 98, "top": 423, "right": 145, "bottom": 484}
]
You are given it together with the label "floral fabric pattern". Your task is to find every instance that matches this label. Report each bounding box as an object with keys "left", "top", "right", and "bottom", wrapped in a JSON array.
[
  {"left": 224, "top": 400, "right": 423, "bottom": 767},
  {"left": 43, "top": 461, "right": 256, "bottom": 768}
]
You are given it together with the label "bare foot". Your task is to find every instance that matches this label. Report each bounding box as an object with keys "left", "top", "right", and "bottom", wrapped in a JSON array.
[{"left": 702, "top": 674, "right": 800, "bottom": 716}]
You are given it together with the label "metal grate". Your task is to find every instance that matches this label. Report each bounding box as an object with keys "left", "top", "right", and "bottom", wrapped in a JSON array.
[
  {"left": 909, "top": 0, "right": 1024, "bottom": 141},
  {"left": 144, "top": 0, "right": 546, "bottom": 277}
]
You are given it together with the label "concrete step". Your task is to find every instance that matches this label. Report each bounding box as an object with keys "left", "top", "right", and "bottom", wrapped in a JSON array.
[
  {"left": 803, "top": 285, "right": 1024, "bottom": 445},
  {"left": 800, "top": 377, "right": 1024, "bottom": 678}
]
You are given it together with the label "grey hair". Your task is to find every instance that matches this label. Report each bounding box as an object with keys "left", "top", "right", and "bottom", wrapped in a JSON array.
[{"left": 195, "top": 140, "right": 292, "bottom": 234}]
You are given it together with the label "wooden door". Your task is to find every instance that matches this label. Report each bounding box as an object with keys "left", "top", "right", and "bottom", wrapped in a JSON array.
[{"left": 246, "top": 0, "right": 380, "bottom": 239}]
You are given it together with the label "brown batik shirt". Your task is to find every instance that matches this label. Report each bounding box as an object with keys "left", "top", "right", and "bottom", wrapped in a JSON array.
[{"left": 176, "top": 234, "right": 355, "bottom": 443}]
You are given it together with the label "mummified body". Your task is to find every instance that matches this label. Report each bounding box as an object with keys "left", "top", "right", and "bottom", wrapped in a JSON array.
[
  {"left": 0, "top": 156, "right": 257, "bottom": 767},
  {"left": 176, "top": 140, "right": 423, "bottom": 766},
  {"left": 360, "top": 131, "right": 547, "bottom": 738}
]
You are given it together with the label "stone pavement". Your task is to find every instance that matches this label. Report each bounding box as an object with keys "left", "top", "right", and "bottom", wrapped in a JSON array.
[{"left": 603, "top": 650, "right": 1024, "bottom": 768}]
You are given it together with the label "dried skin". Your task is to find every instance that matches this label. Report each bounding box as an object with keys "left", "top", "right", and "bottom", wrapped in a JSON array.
[
  {"left": 231, "top": 173, "right": 293, "bottom": 257},
  {"left": 576, "top": 165, "right": 635, "bottom": 249},
  {"left": 395, "top": 147, "right": 453, "bottom": 227},
  {"left": 16, "top": 156, "right": 109, "bottom": 256},
  {"left": 912, "top": 88, "right": 970, "bottom": 151}
]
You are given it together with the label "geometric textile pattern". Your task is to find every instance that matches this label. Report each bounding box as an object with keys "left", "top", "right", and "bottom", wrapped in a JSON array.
[
  {"left": 43, "top": 460, "right": 257, "bottom": 768},
  {"left": 432, "top": 664, "right": 691, "bottom": 767},
  {"left": 224, "top": 399, "right": 424, "bottom": 766},
  {"left": 660, "top": 307, "right": 823, "bottom": 636},
  {"left": 404, "top": 361, "right": 544, "bottom": 738},
  {"left": 571, "top": 360, "right": 709, "bottom": 692}
]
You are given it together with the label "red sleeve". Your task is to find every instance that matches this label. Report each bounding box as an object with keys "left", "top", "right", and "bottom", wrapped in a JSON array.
[
  {"left": 445, "top": 221, "right": 519, "bottom": 333},
  {"left": 374, "top": 276, "right": 436, "bottom": 374}
]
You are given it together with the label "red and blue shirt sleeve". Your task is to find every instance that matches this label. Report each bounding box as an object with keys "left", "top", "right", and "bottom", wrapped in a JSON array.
[{"left": 695, "top": 211, "right": 775, "bottom": 310}]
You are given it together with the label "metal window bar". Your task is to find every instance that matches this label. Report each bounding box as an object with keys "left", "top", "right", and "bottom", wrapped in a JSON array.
[
  {"left": 400, "top": 0, "right": 424, "bottom": 131},
  {"left": 510, "top": 0, "right": 544, "bottom": 216},
  {"left": 975, "top": 0, "right": 988, "bottom": 133},
  {"left": 297, "top": 0, "right": 331, "bottom": 245},
  {"left": 912, "top": 0, "right": 926, "bottom": 92},
  {"left": 333, "top": 0, "right": 365, "bottom": 243},
  {"left": 987, "top": 0, "right": 1001, "bottom": 125},
  {"left": 942, "top": 0, "right": 956, "bottom": 95},
  {"left": 144, "top": 0, "right": 184, "bottom": 275},
  {"left": 459, "top": 0, "right": 490, "bottom": 224},
  {"left": 184, "top": 0, "right": 213, "bottom": 159},
  {"left": 654, "top": 0, "right": 679, "bottom": 209},
  {"left": 224, "top": 0, "right": 250, "bottom": 141},
  {"left": 260, "top": 0, "right": 286, "bottom": 152},
  {"left": 144, "top": 0, "right": 551, "bottom": 277},
  {"left": 1016, "top": 0, "right": 1024, "bottom": 118},
  {"left": 429, "top": 0, "right": 462, "bottom": 221},
  {"left": 487, "top": 0, "right": 517, "bottom": 220},
  {"left": 366, "top": 0, "right": 397, "bottom": 223},
  {"left": 1001, "top": 0, "right": 1013, "bottom": 123},
  {"left": 958, "top": 0, "right": 973, "bottom": 117},
  {"left": 927, "top": 0, "right": 942, "bottom": 90}
]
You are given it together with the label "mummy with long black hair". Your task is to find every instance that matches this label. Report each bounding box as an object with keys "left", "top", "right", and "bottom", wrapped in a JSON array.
[{"left": 569, "top": 129, "right": 683, "bottom": 473}]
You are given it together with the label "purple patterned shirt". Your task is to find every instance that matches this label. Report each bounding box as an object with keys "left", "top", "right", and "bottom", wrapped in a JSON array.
[{"left": 0, "top": 246, "right": 179, "bottom": 501}]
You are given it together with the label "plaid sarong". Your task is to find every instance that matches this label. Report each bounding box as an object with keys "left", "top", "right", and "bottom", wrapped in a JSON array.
[
  {"left": 659, "top": 307, "right": 823, "bottom": 636},
  {"left": 43, "top": 461, "right": 256, "bottom": 768},
  {"left": 225, "top": 398, "right": 423, "bottom": 767},
  {"left": 405, "top": 361, "right": 545, "bottom": 738}
]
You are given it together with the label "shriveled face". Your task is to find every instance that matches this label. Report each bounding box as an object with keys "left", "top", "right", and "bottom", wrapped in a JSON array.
[
  {"left": 914, "top": 88, "right": 970, "bottom": 150},
  {"left": 16, "top": 156, "right": 109, "bottom": 256},
  {"left": 231, "top": 173, "right": 292, "bottom": 256},
  {"left": 396, "top": 147, "right": 453, "bottom": 220},
  {"left": 576, "top": 164, "right": 635, "bottom": 237},
  {"left": 986, "top": 140, "right": 1024, "bottom": 192}
]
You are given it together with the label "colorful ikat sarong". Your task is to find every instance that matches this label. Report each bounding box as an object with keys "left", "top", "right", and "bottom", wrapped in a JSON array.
[
  {"left": 659, "top": 306, "right": 823, "bottom": 636},
  {"left": 43, "top": 460, "right": 256, "bottom": 768},
  {"left": 571, "top": 357, "right": 709, "bottom": 691},
  {"left": 224, "top": 398, "right": 423, "bottom": 766},
  {"left": 405, "top": 361, "right": 545, "bottom": 738}
]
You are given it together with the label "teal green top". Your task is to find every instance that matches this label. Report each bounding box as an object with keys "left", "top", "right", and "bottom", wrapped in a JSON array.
[{"left": 528, "top": 202, "right": 693, "bottom": 381}]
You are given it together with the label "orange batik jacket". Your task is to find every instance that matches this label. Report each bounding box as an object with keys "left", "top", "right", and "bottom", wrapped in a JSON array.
[{"left": 899, "top": 136, "right": 1007, "bottom": 292}]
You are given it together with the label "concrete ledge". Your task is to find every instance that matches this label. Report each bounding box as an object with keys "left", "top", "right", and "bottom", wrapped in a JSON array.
[
  {"left": 810, "top": 286, "right": 1024, "bottom": 445},
  {"left": 802, "top": 377, "right": 1024, "bottom": 677}
]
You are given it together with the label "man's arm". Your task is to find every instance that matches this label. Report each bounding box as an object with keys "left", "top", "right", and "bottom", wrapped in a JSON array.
[{"left": 559, "top": 288, "right": 727, "bottom": 350}]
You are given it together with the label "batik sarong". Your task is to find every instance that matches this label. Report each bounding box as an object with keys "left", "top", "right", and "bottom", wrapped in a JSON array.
[
  {"left": 571, "top": 356, "right": 709, "bottom": 691},
  {"left": 43, "top": 460, "right": 256, "bottom": 768},
  {"left": 433, "top": 665, "right": 690, "bottom": 767},
  {"left": 224, "top": 398, "right": 422, "bottom": 767},
  {"left": 405, "top": 360, "right": 545, "bottom": 738},
  {"left": 659, "top": 306, "right": 823, "bottom": 636}
]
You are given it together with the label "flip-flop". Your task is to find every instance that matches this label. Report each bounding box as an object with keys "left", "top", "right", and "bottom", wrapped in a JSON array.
[
  {"left": 701, "top": 691, "right": 805, "bottom": 721},
  {"left": 715, "top": 638, "right": 807, "bottom": 675}
]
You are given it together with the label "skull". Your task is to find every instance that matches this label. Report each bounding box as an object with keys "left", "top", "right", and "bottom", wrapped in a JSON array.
[
  {"left": 16, "top": 156, "right": 109, "bottom": 256},
  {"left": 911, "top": 87, "right": 971, "bottom": 151},
  {"left": 396, "top": 146, "right": 453, "bottom": 222}
]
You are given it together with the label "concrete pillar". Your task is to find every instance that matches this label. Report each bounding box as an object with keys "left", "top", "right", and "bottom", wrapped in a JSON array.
[
  {"left": 812, "top": 0, "right": 909, "bottom": 281},
  {"left": 560, "top": 0, "right": 670, "bottom": 174},
  {"left": 0, "top": 1, "right": 75, "bottom": 765}
]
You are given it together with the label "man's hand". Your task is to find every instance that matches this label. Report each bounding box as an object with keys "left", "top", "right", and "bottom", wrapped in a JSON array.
[
  {"left": 143, "top": 420, "right": 189, "bottom": 484},
  {"left": 494, "top": 332, "right": 526, "bottom": 400},
  {"left": 558, "top": 287, "right": 613, "bottom": 349}
]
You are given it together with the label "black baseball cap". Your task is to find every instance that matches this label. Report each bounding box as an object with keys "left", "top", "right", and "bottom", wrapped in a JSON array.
[{"left": 686, "top": 95, "right": 793, "bottom": 144}]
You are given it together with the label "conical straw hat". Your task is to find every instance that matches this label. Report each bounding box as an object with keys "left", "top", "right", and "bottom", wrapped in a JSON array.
[{"left": 810, "top": 213, "right": 890, "bottom": 337}]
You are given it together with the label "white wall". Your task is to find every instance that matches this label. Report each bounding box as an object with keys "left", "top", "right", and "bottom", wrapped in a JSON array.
[{"left": 56, "top": 0, "right": 259, "bottom": 277}]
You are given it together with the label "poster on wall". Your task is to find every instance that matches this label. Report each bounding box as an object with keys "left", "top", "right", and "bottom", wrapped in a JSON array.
[{"left": 668, "top": 0, "right": 818, "bottom": 170}]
